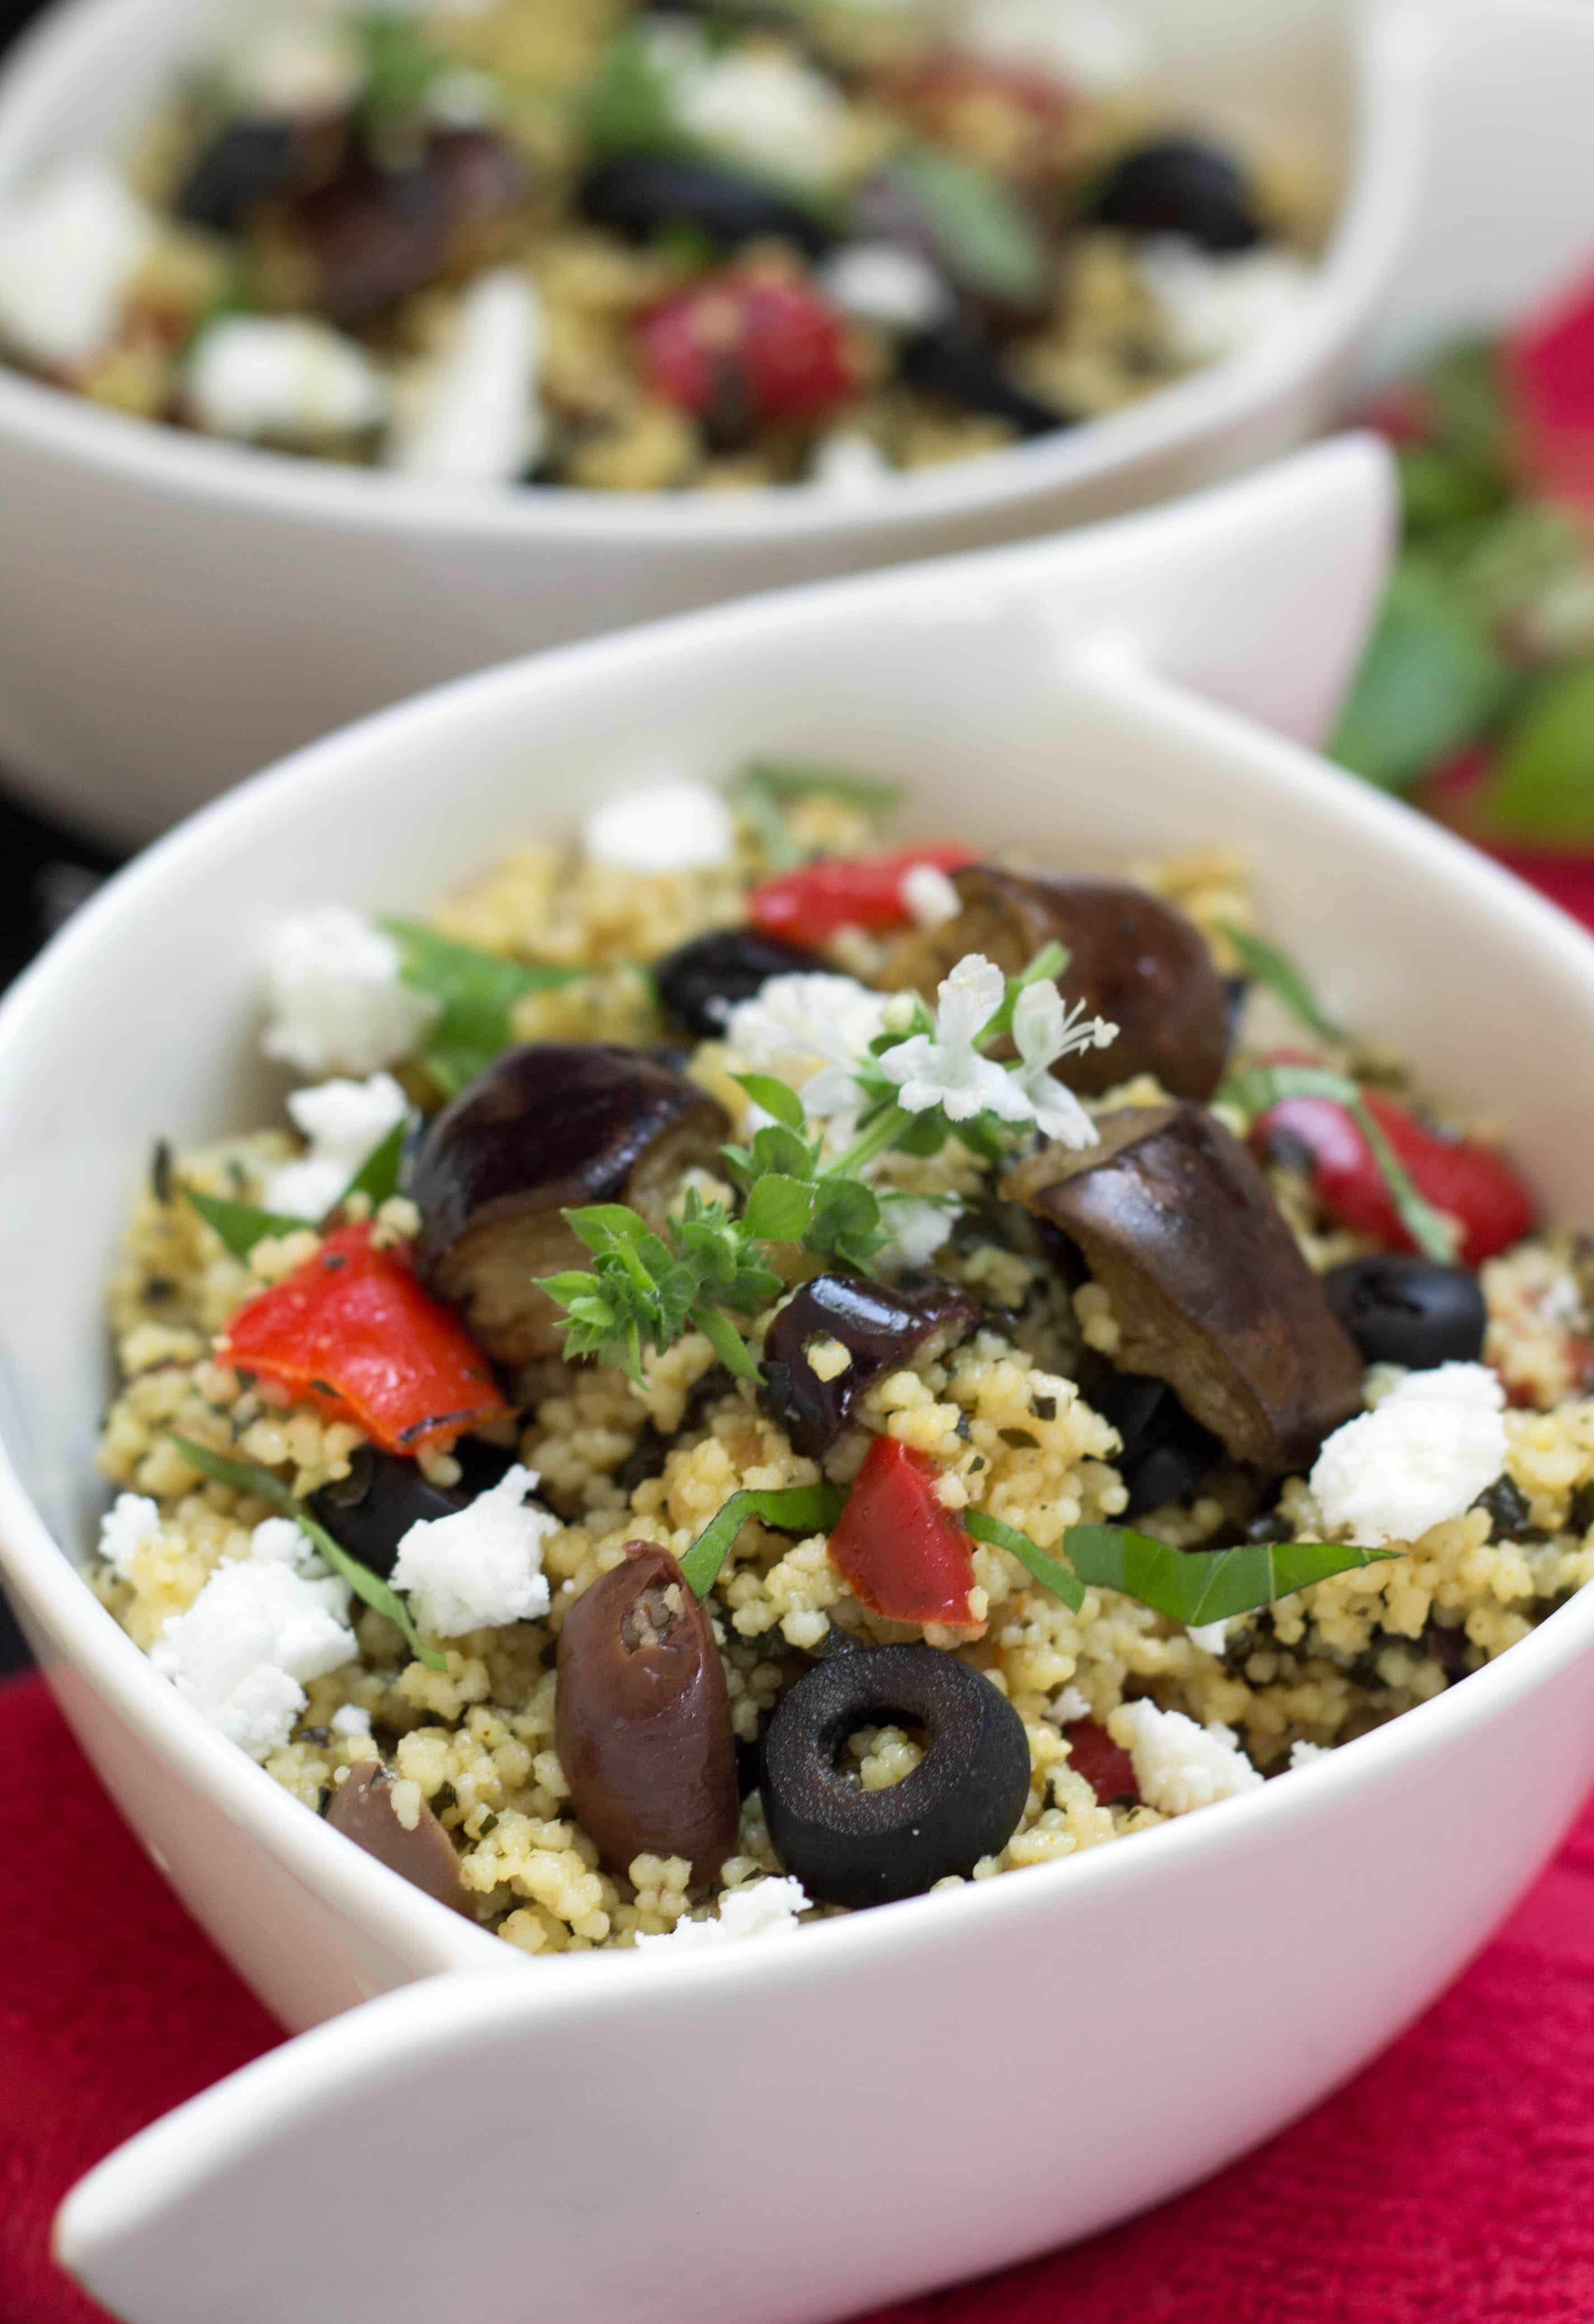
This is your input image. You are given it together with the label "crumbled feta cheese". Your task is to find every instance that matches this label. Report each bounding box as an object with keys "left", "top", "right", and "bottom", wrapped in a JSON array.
[
  {"left": 1107, "top": 1699, "right": 1263, "bottom": 1815},
  {"left": 636, "top": 1875, "right": 812, "bottom": 1951},
  {"left": 676, "top": 50, "right": 851, "bottom": 188},
  {"left": 388, "top": 269, "right": 544, "bottom": 486},
  {"left": 901, "top": 861, "right": 962, "bottom": 929},
  {"left": 390, "top": 1465, "right": 555, "bottom": 1638},
  {"left": 1045, "top": 1684, "right": 1092, "bottom": 1728},
  {"left": 262, "top": 907, "right": 439, "bottom": 1078},
  {"left": 819, "top": 241, "right": 950, "bottom": 332},
  {"left": 330, "top": 1702, "right": 372, "bottom": 1737},
  {"left": 151, "top": 1518, "right": 355, "bottom": 1760},
  {"left": 1289, "top": 1739, "right": 1328, "bottom": 1771},
  {"left": 185, "top": 316, "right": 389, "bottom": 443},
  {"left": 963, "top": 0, "right": 1153, "bottom": 92},
  {"left": 1138, "top": 240, "right": 1314, "bottom": 366},
  {"left": 724, "top": 972, "right": 888, "bottom": 1132},
  {"left": 1309, "top": 1362, "right": 1508, "bottom": 1548},
  {"left": 263, "top": 1071, "right": 410, "bottom": 1220},
  {"left": 1185, "top": 1618, "right": 1228, "bottom": 1657},
  {"left": 0, "top": 162, "right": 156, "bottom": 369},
  {"left": 580, "top": 779, "right": 735, "bottom": 874},
  {"left": 99, "top": 1492, "right": 163, "bottom": 1582},
  {"left": 808, "top": 430, "right": 893, "bottom": 493},
  {"left": 226, "top": 21, "right": 360, "bottom": 116}
]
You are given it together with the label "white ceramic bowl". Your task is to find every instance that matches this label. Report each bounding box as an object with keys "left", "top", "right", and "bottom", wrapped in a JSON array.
[
  {"left": 6, "top": 440, "right": 1594, "bottom": 2322},
  {"left": 0, "top": 0, "right": 1428, "bottom": 844}
]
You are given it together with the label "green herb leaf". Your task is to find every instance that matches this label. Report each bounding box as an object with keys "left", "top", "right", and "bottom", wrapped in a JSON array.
[
  {"left": 1332, "top": 555, "right": 1512, "bottom": 793},
  {"left": 1064, "top": 1523, "right": 1395, "bottom": 1627},
  {"left": 355, "top": 8, "right": 448, "bottom": 136},
  {"left": 1221, "top": 1061, "right": 1459, "bottom": 1263},
  {"left": 737, "top": 762, "right": 905, "bottom": 812},
  {"left": 382, "top": 919, "right": 585, "bottom": 1096},
  {"left": 804, "top": 1173, "right": 885, "bottom": 1272},
  {"left": 742, "top": 1172, "right": 816, "bottom": 1243},
  {"left": 679, "top": 1480, "right": 849, "bottom": 1597},
  {"left": 337, "top": 1116, "right": 409, "bottom": 1212},
  {"left": 1480, "top": 660, "right": 1594, "bottom": 842},
  {"left": 963, "top": 1508, "right": 1085, "bottom": 1610},
  {"left": 884, "top": 145, "right": 1048, "bottom": 312},
  {"left": 170, "top": 1435, "right": 296, "bottom": 1511},
  {"left": 1215, "top": 923, "right": 1344, "bottom": 1045},
  {"left": 185, "top": 1187, "right": 310, "bottom": 1263},
  {"left": 1396, "top": 444, "right": 1508, "bottom": 537},
  {"left": 581, "top": 20, "right": 691, "bottom": 161},
  {"left": 688, "top": 1302, "right": 761, "bottom": 1383},
  {"left": 732, "top": 1073, "right": 808, "bottom": 1132}
]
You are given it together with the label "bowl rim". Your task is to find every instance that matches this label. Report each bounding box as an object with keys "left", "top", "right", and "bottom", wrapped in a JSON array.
[
  {"left": 3, "top": 452, "right": 1594, "bottom": 1978},
  {"left": 0, "top": 0, "right": 1427, "bottom": 546}
]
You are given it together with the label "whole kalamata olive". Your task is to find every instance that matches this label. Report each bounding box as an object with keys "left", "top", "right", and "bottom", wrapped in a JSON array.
[
  {"left": 307, "top": 1440, "right": 522, "bottom": 1577},
  {"left": 898, "top": 322, "right": 1071, "bottom": 438},
  {"left": 760, "top": 1644, "right": 1032, "bottom": 1907},
  {"left": 290, "top": 130, "right": 521, "bottom": 324},
  {"left": 176, "top": 116, "right": 346, "bottom": 233},
  {"left": 1082, "top": 136, "right": 1263, "bottom": 252},
  {"left": 1322, "top": 1254, "right": 1487, "bottom": 1371},
  {"left": 325, "top": 1761, "right": 472, "bottom": 1914},
  {"left": 411, "top": 1044, "right": 729, "bottom": 1367},
  {"left": 576, "top": 156, "right": 837, "bottom": 257},
  {"left": 556, "top": 1543, "right": 739, "bottom": 1883},
  {"left": 1007, "top": 1103, "right": 1364, "bottom": 1477},
  {"left": 884, "top": 868, "right": 1232, "bottom": 1102},
  {"left": 761, "top": 1273, "right": 979, "bottom": 1458},
  {"left": 654, "top": 927, "right": 827, "bottom": 1039}
]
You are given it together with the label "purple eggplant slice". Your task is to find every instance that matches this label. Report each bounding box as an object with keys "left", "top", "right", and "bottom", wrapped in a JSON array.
[
  {"left": 555, "top": 1543, "right": 739, "bottom": 1883},
  {"left": 285, "top": 129, "right": 521, "bottom": 324},
  {"left": 1005, "top": 1103, "right": 1364, "bottom": 1476},
  {"left": 411, "top": 1043, "right": 729, "bottom": 1367},
  {"left": 325, "top": 1761, "right": 471, "bottom": 1914},
  {"left": 761, "top": 1273, "right": 980, "bottom": 1458},
  {"left": 884, "top": 867, "right": 1231, "bottom": 1102}
]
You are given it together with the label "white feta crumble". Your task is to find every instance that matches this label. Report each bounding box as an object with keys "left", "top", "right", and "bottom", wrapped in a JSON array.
[
  {"left": 1137, "top": 240, "right": 1314, "bottom": 367},
  {"left": 0, "top": 162, "right": 156, "bottom": 369},
  {"left": 261, "top": 907, "right": 439, "bottom": 1078},
  {"left": 1044, "top": 1683, "right": 1092, "bottom": 1728},
  {"left": 723, "top": 971, "right": 888, "bottom": 1132},
  {"left": 225, "top": 20, "right": 360, "bottom": 116},
  {"left": 99, "top": 1492, "right": 163, "bottom": 1582},
  {"left": 1185, "top": 1618, "right": 1228, "bottom": 1657},
  {"left": 1309, "top": 1362, "right": 1508, "bottom": 1549},
  {"left": 388, "top": 268, "right": 545, "bottom": 486},
  {"left": 635, "top": 1875, "right": 812, "bottom": 1951},
  {"left": 818, "top": 241, "right": 950, "bottom": 332},
  {"left": 151, "top": 1517, "right": 355, "bottom": 1761},
  {"left": 963, "top": 0, "right": 1153, "bottom": 93},
  {"left": 900, "top": 861, "right": 962, "bottom": 930},
  {"left": 580, "top": 779, "right": 735, "bottom": 874},
  {"left": 1288, "top": 1739, "right": 1328, "bottom": 1771},
  {"left": 389, "top": 1465, "right": 555, "bottom": 1638},
  {"left": 1107, "top": 1699, "right": 1263, "bottom": 1816},
  {"left": 807, "top": 430, "right": 893, "bottom": 494},
  {"left": 676, "top": 50, "right": 851, "bottom": 188},
  {"left": 185, "top": 316, "right": 389, "bottom": 444},
  {"left": 330, "top": 1702, "right": 372, "bottom": 1738},
  {"left": 262, "top": 1071, "right": 410, "bottom": 1221}
]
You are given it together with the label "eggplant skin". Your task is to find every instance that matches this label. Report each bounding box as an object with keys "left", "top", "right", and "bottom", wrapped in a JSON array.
[
  {"left": 884, "top": 867, "right": 1231, "bottom": 1102},
  {"left": 1005, "top": 1103, "right": 1365, "bottom": 1477},
  {"left": 412, "top": 1044, "right": 729, "bottom": 1366}
]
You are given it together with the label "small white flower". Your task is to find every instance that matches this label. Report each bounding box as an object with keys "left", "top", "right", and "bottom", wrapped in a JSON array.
[
  {"left": 875, "top": 1192, "right": 963, "bottom": 1269},
  {"left": 1010, "top": 981, "right": 1117, "bottom": 1150},
  {"left": 878, "top": 954, "right": 1032, "bottom": 1124},
  {"left": 724, "top": 972, "right": 889, "bottom": 1132}
]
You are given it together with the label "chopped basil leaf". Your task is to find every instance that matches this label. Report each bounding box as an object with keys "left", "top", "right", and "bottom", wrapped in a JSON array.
[
  {"left": 1332, "top": 556, "right": 1511, "bottom": 793},
  {"left": 963, "top": 1508, "right": 1085, "bottom": 1610},
  {"left": 185, "top": 1186, "right": 310, "bottom": 1263},
  {"left": 1221, "top": 1061, "right": 1459, "bottom": 1263},
  {"left": 168, "top": 1435, "right": 447, "bottom": 1671},
  {"left": 884, "top": 146, "right": 1048, "bottom": 312},
  {"left": 382, "top": 919, "right": 585, "bottom": 1095},
  {"left": 679, "top": 1481, "right": 848, "bottom": 1597},
  {"left": 337, "top": 1116, "right": 408, "bottom": 1212},
  {"left": 1215, "top": 924, "right": 1344, "bottom": 1045},
  {"left": 1480, "top": 659, "right": 1594, "bottom": 842},
  {"left": 1065, "top": 1524, "right": 1395, "bottom": 1626}
]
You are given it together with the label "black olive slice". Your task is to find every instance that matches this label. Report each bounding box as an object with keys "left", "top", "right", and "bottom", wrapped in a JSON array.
[
  {"left": 307, "top": 1446, "right": 468, "bottom": 1578},
  {"left": 176, "top": 116, "right": 346, "bottom": 233},
  {"left": 1072, "top": 1352, "right": 1223, "bottom": 1517},
  {"left": 576, "top": 156, "right": 838, "bottom": 257},
  {"left": 1321, "top": 1255, "right": 1487, "bottom": 1370},
  {"left": 654, "top": 927, "right": 827, "bottom": 1039},
  {"left": 761, "top": 1273, "right": 980, "bottom": 1459},
  {"left": 898, "top": 323, "right": 1071, "bottom": 438},
  {"left": 1082, "top": 135, "right": 1263, "bottom": 254},
  {"left": 761, "top": 1644, "right": 1032, "bottom": 1906},
  {"left": 325, "top": 1762, "right": 472, "bottom": 1914}
]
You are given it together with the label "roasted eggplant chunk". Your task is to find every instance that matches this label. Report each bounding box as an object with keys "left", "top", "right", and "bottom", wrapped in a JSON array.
[
  {"left": 761, "top": 1273, "right": 979, "bottom": 1459},
  {"left": 1006, "top": 1103, "right": 1363, "bottom": 1476}
]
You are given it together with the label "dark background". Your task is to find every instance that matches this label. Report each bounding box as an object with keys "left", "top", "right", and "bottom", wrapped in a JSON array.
[{"left": 0, "top": 0, "right": 130, "bottom": 1674}]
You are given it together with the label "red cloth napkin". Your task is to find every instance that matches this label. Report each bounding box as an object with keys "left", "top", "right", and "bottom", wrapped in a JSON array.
[{"left": 5, "top": 1668, "right": 1594, "bottom": 2324}]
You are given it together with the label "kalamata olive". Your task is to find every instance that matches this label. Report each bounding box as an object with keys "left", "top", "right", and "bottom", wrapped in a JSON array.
[
  {"left": 1082, "top": 135, "right": 1263, "bottom": 253},
  {"left": 411, "top": 1043, "right": 729, "bottom": 1366},
  {"left": 576, "top": 156, "right": 837, "bottom": 257},
  {"left": 1074, "top": 1356, "right": 1222, "bottom": 1515},
  {"left": 884, "top": 868, "right": 1231, "bottom": 1102},
  {"left": 897, "top": 322, "right": 1071, "bottom": 437},
  {"left": 1321, "top": 1254, "right": 1487, "bottom": 1370},
  {"left": 1473, "top": 1474, "right": 1539, "bottom": 1541},
  {"left": 760, "top": 1643, "right": 1032, "bottom": 1907},
  {"left": 1006, "top": 1103, "right": 1364, "bottom": 1477},
  {"left": 176, "top": 116, "right": 346, "bottom": 233},
  {"left": 556, "top": 1543, "right": 739, "bottom": 1882},
  {"left": 307, "top": 1440, "right": 521, "bottom": 1576},
  {"left": 761, "top": 1273, "right": 980, "bottom": 1458},
  {"left": 290, "top": 130, "right": 521, "bottom": 324},
  {"left": 655, "top": 928, "right": 827, "bottom": 1039},
  {"left": 324, "top": 1761, "right": 472, "bottom": 1914}
]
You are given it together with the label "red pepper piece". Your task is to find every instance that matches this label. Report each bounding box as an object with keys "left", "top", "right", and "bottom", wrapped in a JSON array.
[
  {"left": 1506, "top": 265, "right": 1594, "bottom": 509},
  {"left": 218, "top": 1224, "right": 507, "bottom": 1456},
  {"left": 827, "top": 1433, "right": 978, "bottom": 1628},
  {"left": 1253, "top": 1078, "right": 1535, "bottom": 1271},
  {"left": 1063, "top": 1718, "right": 1139, "bottom": 1808},
  {"left": 748, "top": 845, "right": 978, "bottom": 946},
  {"left": 639, "top": 273, "right": 857, "bottom": 428}
]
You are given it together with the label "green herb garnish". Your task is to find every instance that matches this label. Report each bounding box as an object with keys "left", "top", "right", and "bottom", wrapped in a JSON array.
[
  {"left": 883, "top": 146, "right": 1048, "bottom": 313},
  {"left": 538, "top": 1194, "right": 780, "bottom": 1386},
  {"left": 354, "top": 8, "right": 449, "bottom": 139},
  {"left": 963, "top": 1508, "right": 1085, "bottom": 1610},
  {"left": 729, "top": 762, "right": 905, "bottom": 870},
  {"left": 1215, "top": 923, "right": 1344, "bottom": 1046},
  {"left": 1221, "top": 1060, "right": 1459, "bottom": 1263},
  {"left": 1063, "top": 1524, "right": 1396, "bottom": 1626},
  {"left": 381, "top": 919, "right": 587, "bottom": 1098},
  {"left": 678, "top": 1481, "right": 850, "bottom": 1597},
  {"left": 339, "top": 1116, "right": 408, "bottom": 1212},
  {"left": 182, "top": 1113, "right": 414, "bottom": 1262}
]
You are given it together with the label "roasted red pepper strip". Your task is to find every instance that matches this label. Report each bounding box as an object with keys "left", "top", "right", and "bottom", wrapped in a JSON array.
[
  {"left": 1062, "top": 1718, "right": 1140, "bottom": 1808},
  {"left": 827, "top": 1433, "right": 978, "bottom": 1628},
  {"left": 1254, "top": 1083, "right": 1535, "bottom": 1271},
  {"left": 218, "top": 1223, "right": 507, "bottom": 1456},
  {"left": 748, "top": 846, "right": 978, "bottom": 946}
]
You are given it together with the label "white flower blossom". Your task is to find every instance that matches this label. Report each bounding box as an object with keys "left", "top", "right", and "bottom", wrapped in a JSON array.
[
  {"left": 877, "top": 954, "right": 1033, "bottom": 1124},
  {"left": 723, "top": 972, "right": 889, "bottom": 1137},
  {"left": 875, "top": 1192, "right": 963, "bottom": 1268},
  {"left": 1010, "top": 980, "right": 1117, "bottom": 1149}
]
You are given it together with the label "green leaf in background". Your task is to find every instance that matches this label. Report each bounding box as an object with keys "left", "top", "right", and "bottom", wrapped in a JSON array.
[
  {"left": 184, "top": 1187, "right": 310, "bottom": 1263},
  {"left": 1215, "top": 923, "right": 1344, "bottom": 1046},
  {"left": 680, "top": 1480, "right": 848, "bottom": 1597},
  {"left": 963, "top": 1508, "right": 1085, "bottom": 1611},
  {"left": 884, "top": 146, "right": 1049, "bottom": 313},
  {"left": 728, "top": 763, "right": 904, "bottom": 872},
  {"left": 382, "top": 919, "right": 585, "bottom": 1097},
  {"left": 580, "top": 20, "right": 687, "bottom": 161},
  {"left": 1480, "top": 659, "right": 1594, "bottom": 842},
  {"left": 355, "top": 8, "right": 449, "bottom": 137},
  {"left": 1332, "top": 555, "right": 1512, "bottom": 793},
  {"left": 1064, "top": 1524, "right": 1395, "bottom": 1627}
]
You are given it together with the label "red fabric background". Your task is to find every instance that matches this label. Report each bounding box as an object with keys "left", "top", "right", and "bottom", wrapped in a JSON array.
[{"left": 5, "top": 1668, "right": 1594, "bottom": 2324}]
